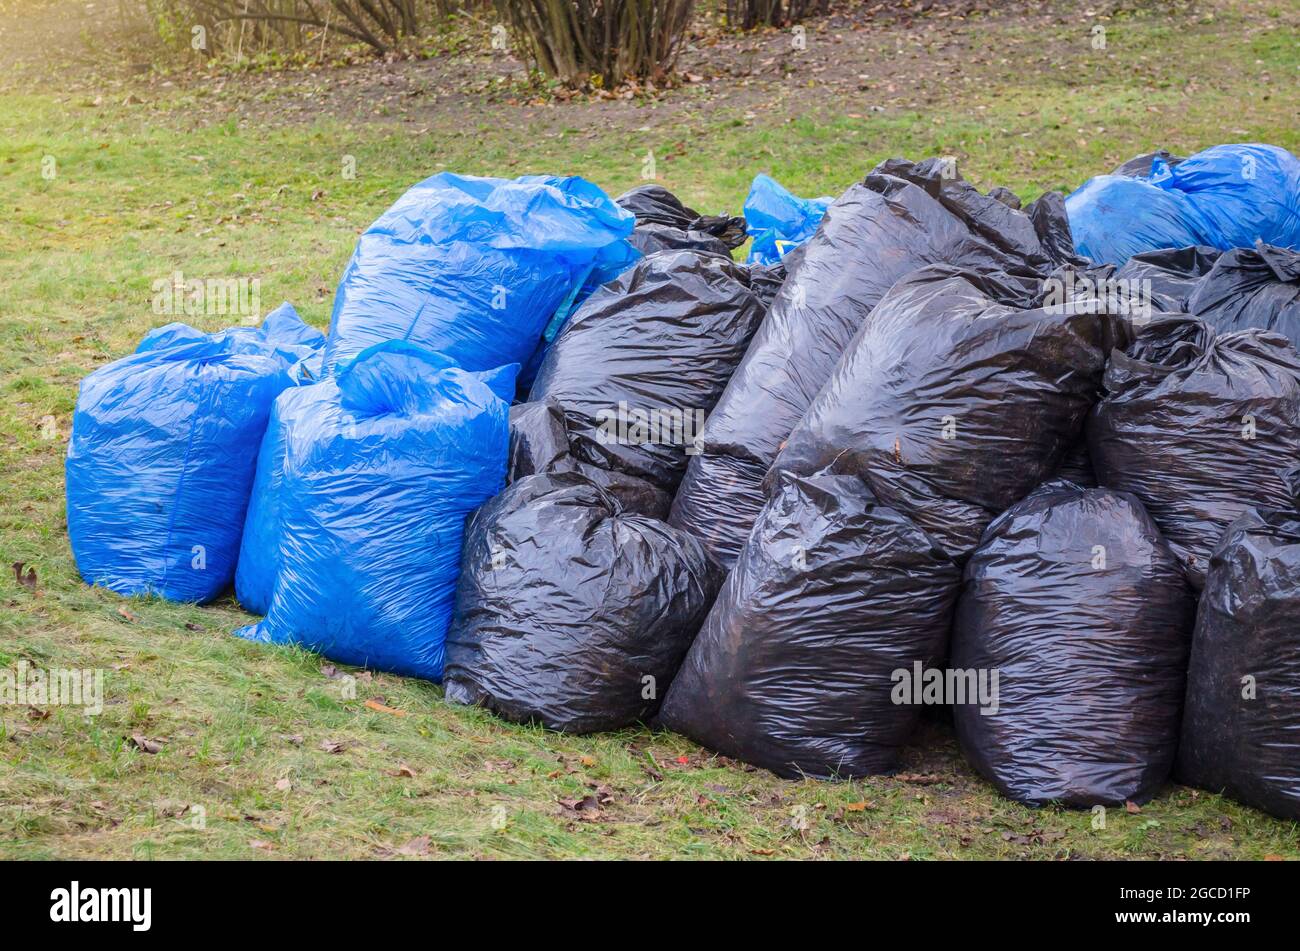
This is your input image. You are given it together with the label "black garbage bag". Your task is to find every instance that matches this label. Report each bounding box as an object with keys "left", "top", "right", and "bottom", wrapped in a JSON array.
[
  {"left": 659, "top": 471, "right": 960, "bottom": 779},
  {"left": 1054, "top": 438, "right": 1097, "bottom": 487},
  {"left": 1177, "top": 470, "right": 1300, "bottom": 820},
  {"left": 530, "top": 249, "right": 765, "bottom": 493},
  {"left": 1112, "top": 149, "right": 1186, "bottom": 178},
  {"left": 1088, "top": 315, "right": 1300, "bottom": 588},
  {"left": 627, "top": 223, "right": 732, "bottom": 257},
  {"left": 745, "top": 258, "right": 789, "bottom": 311},
  {"left": 667, "top": 451, "right": 769, "bottom": 569},
  {"left": 616, "top": 184, "right": 747, "bottom": 248},
  {"left": 772, "top": 266, "right": 1108, "bottom": 562},
  {"left": 1185, "top": 242, "right": 1300, "bottom": 349},
  {"left": 443, "top": 472, "right": 723, "bottom": 733},
  {"left": 1115, "top": 245, "right": 1221, "bottom": 312},
  {"left": 671, "top": 157, "right": 1081, "bottom": 566},
  {"left": 507, "top": 400, "right": 671, "bottom": 519},
  {"left": 952, "top": 480, "right": 1194, "bottom": 807}
]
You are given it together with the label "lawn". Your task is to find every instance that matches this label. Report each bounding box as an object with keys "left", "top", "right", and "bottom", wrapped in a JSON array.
[{"left": 1, "top": 0, "right": 1298, "bottom": 859}]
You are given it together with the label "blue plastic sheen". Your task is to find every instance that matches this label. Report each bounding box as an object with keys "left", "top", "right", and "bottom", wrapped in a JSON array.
[
  {"left": 66, "top": 303, "right": 325, "bottom": 603},
  {"left": 233, "top": 341, "right": 515, "bottom": 682},
  {"left": 321, "top": 172, "right": 636, "bottom": 375},
  {"left": 1066, "top": 144, "right": 1300, "bottom": 265},
  {"left": 743, "top": 174, "right": 833, "bottom": 266}
]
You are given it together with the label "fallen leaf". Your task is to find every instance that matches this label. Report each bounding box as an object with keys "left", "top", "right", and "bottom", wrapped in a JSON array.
[
  {"left": 579, "top": 755, "right": 596, "bottom": 767},
  {"left": 392, "top": 764, "right": 417, "bottom": 778},
  {"left": 12, "top": 562, "right": 36, "bottom": 591},
  {"left": 1264, "top": 854, "right": 1285, "bottom": 861},
  {"left": 750, "top": 848, "right": 775, "bottom": 856},
  {"left": 319, "top": 739, "right": 347, "bottom": 754},
  {"left": 116, "top": 605, "right": 139, "bottom": 623},
  {"left": 274, "top": 778, "right": 291, "bottom": 791},
  {"left": 184, "top": 622, "right": 204, "bottom": 632},
  {"left": 1125, "top": 801, "right": 1142, "bottom": 814},
  {"left": 279, "top": 733, "right": 304, "bottom": 745},
  {"left": 28, "top": 708, "right": 50, "bottom": 721},
  {"left": 364, "top": 699, "right": 408, "bottom": 717},
  {"left": 844, "top": 800, "right": 875, "bottom": 812},
  {"left": 249, "top": 839, "right": 274, "bottom": 851},
  {"left": 129, "top": 734, "right": 163, "bottom": 754},
  {"left": 895, "top": 773, "right": 942, "bottom": 786}
]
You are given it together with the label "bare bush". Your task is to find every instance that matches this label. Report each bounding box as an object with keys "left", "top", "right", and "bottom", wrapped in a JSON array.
[
  {"left": 494, "top": 0, "right": 694, "bottom": 87},
  {"left": 723, "top": 0, "right": 827, "bottom": 29},
  {"left": 151, "top": 0, "right": 440, "bottom": 56}
]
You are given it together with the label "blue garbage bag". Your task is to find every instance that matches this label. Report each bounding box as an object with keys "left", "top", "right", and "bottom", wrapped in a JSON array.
[
  {"left": 1064, "top": 173, "right": 1204, "bottom": 267},
  {"left": 1066, "top": 144, "right": 1300, "bottom": 265},
  {"left": 234, "top": 376, "right": 341, "bottom": 616},
  {"left": 321, "top": 172, "right": 636, "bottom": 376},
  {"left": 1155, "top": 144, "right": 1300, "bottom": 252},
  {"left": 66, "top": 303, "right": 325, "bottom": 603},
  {"left": 743, "top": 174, "right": 833, "bottom": 267},
  {"left": 234, "top": 341, "right": 515, "bottom": 681}
]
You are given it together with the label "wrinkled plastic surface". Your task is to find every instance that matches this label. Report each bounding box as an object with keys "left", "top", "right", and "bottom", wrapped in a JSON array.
[
  {"left": 743, "top": 174, "right": 832, "bottom": 266},
  {"left": 1177, "top": 472, "right": 1300, "bottom": 820},
  {"left": 745, "top": 259, "right": 788, "bottom": 311},
  {"left": 952, "top": 481, "right": 1194, "bottom": 807},
  {"left": 67, "top": 304, "right": 324, "bottom": 603},
  {"left": 322, "top": 172, "right": 635, "bottom": 375},
  {"left": 1067, "top": 144, "right": 1300, "bottom": 265},
  {"left": 660, "top": 471, "right": 959, "bottom": 779},
  {"left": 234, "top": 342, "right": 514, "bottom": 681},
  {"left": 673, "top": 158, "right": 1080, "bottom": 566},
  {"left": 235, "top": 377, "right": 341, "bottom": 616},
  {"left": 507, "top": 400, "right": 672, "bottom": 519},
  {"left": 617, "top": 184, "right": 746, "bottom": 250},
  {"left": 773, "top": 266, "right": 1107, "bottom": 562},
  {"left": 1114, "top": 244, "right": 1221, "bottom": 311},
  {"left": 443, "top": 472, "right": 723, "bottom": 733},
  {"left": 1088, "top": 315, "right": 1300, "bottom": 588},
  {"left": 531, "top": 250, "right": 765, "bottom": 492}
]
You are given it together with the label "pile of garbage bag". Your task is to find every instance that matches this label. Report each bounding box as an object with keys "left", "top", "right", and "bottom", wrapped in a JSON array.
[
  {"left": 65, "top": 143, "right": 1300, "bottom": 819},
  {"left": 671, "top": 156, "right": 1082, "bottom": 566}
]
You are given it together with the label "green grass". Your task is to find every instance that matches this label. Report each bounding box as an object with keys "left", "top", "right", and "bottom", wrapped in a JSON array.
[{"left": 2, "top": 0, "right": 1299, "bottom": 859}]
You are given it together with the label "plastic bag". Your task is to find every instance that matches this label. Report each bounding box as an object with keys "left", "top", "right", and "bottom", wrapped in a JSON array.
[
  {"left": 1067, "top": 144, "right": 1300, "bottom": 265},
  {"left": 772, "top": 266, "right": 1108, "bottom": 562},
  {"left": 67, "top": 304, "right": 324, "bottom": 603},
  {"left": 507, "top": 400, "right": 672, "bottom": 518},
  {"left": 530, "top": 250, "right": 766, "bottom": 492},
  {"left": 1114, "top": 245, "right": 1221, "bottom": 312},
  {"left": 1184, "top": 243, "right": 1300, "bottom": 349},
  {"left": 322, "top": 172, "right": 635, "bottom": 375},
  {"left": 660, "top": 471, "right": 959, "bottom": 779},
  {"left": 617, "top": 184, "right": 746, "bottom": 252},
  {"left": 1177, "top": 470, "right": 1300, "bottom": 820},
  {"left": 443, "top": 471, "right": 722, "bottom": 733},
  {"left": 616, "top": 184, "right": 746, "bottom": 246},
  {"left": 1088, "top": 315, "right": 1300, "bottom": 588},
  {"left": 742, "top": 174, "right": 832, "bottom": 266},
  {"left": 234, "top": 342, "right": 514, "bottom": 681},
  {"left": 672, "top": 158, "right": 1079, "bottom": 566},
  {"left": 952, "top": 480, "right": 1194, "bottom": 807},
  {"left": 235, "top": 377, "right": 341, "bottom": 616},
  {"left": 1064, "top": 174, "right": 1204, "bottom": 266}
]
